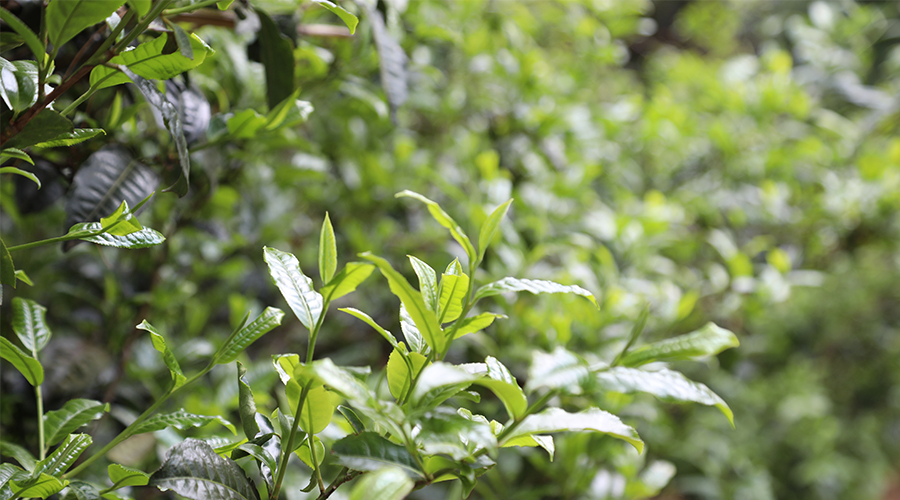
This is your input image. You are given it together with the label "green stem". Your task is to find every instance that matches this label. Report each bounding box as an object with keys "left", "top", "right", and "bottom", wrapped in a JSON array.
[
  {"left": 163, "top": 0, "right": 222, "bottom": 16},
  {"left": 60, "top": 84, "right": 99, "bottom": 117},
  {"left": 113, "top": 0, "right": 175, "bottom": 53},
  {"left": 270, "top": 384, "right": 311, "bottom": 500},
  {"left": 308, "top": 431, "right": 325, "bottom": 493},
  {"left": 495, "top": 390, "right": 556, "bottom": 445},
  {"left": 83, "top": 9, "right": 135, "bottom": 67},
  {"left": 7, "top": 220, "right": 127, "bottom": 252},
  {"left": 35, "top": 384, "right": 45, "bottom": 460}
]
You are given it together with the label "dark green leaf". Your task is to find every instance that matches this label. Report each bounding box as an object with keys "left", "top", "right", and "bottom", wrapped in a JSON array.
[
  {"left": 4, "top": 110, "right": 74, "bottom": 150},
  {"left": 131, "top": 409, "right": 236, "bottom": 435},
  {"left": 150, "top": 439, "right": 260, "bottom": 500},
  {"left": 60, "top": 479, "right": 100, "bottom": 500},
  {"left": 263, "top": 247, "right": 324, "bottom": 331},
  {"left": 171, "top": 24, "right": 194, "bottom": 60},
  {"left": 0, "top": 147, "right": 33, "bottom": 165},
  {"left": 136, "top": 320, "right": 186, "bottom": 387},
  {"left": 225, "top": 109, "right": 266, "bottom": 139},
  {"left": 338, "top": 405, "right": 365, "bottom": 434},
  {"left": 395, "top": 191, "right": 475, "bottom": 264},
  {"left": 235, "top": 443, "right": 277, "bottom": 482},
  {"left": 312, "top": 0, "right": 358, "bottom": 34},
  {"left": 348, "top": 466, "right": 413, "bottom": 500},
  {"left": 43, "top": 399, "right": 109, "bottom": 447},
  {"left": 107, "top": 463, "right": 149, "bottom": 489},
  {"left": 1, "top": 167, "right": 40, "bottom": 187},
  {"left": 474, "top": 277, "right": 598, "bottom": 307},
  {"left": 0, "top": 441, "right": 36, "bottom": 472},
  {"left": 213, "top": 307, "right": 284, "bottom": 364},
  {"left": 236, "top": 362, "right": 259, "bottom": 439},
  {"left": 33, "top": 433, "right": 92, "bottom": 477},
  {"left": 320, "top": 262, "right": 374, "bottom": 302},
  {"left": 503, "top": 408, "right": 643, "bottom": 454},
  {"left": 33, "top": 129, "right": 105, "bottom": 148},
  {"left": 0, "top": 32, "right": 23, "bottom": 52},
  {"left": 331, "top": 432, "right": 422, "bottom": 478},
  {"left": 319, "top": 213, "right": 337, "bottom": 285},
  {"left": 477, "top": 199, "right": 513, "bottom": 262},
  {"left": 11, "top": 297, "right": 50, "bottom": 354},
  {"left": 257, "top": 9, "right": 294, "bottom": 109},
  {"left": 410, "top": 362, "right": 477, "bottom": 410},
  {"left": 0, "top": 336, "right": 43, "bottom": 385},
  {"left": 618, "top": 322, "right": 740, "bottom": 367},
  {"left": 46, "top": 0, "right": 126, "bottom": 48},
  {"left": 0, "top": 8, "right": 44, "bottom": 63}
]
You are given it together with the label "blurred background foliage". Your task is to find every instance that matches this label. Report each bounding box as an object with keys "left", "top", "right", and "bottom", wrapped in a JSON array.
[{"left": 2, "top": 0, "right": 900, "bottom": 499}]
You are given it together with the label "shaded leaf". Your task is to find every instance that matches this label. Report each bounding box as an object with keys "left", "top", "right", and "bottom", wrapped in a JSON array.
[
  {"left": 11, "top": 297, "right": 51, "bottom": 353},
  {"left": 474, "top": 277, "right": 598, "bottom": 307},
  {"left": 320, "top": 262, "right": 375, "bottom": 302},
  {"left": 213, "top": 307, "right": 284, "bottom": 364},
  {"left": 161, "top": 78, "right": 210, "bottom": 145},
  {"left": 0, "top": 147, "right": 33, "bottom": 165},
  {"left": 0, "top": 336, "right": 43, "bottom": 385},
  {"left": 236, "top": 362, "right": 259, "bottom": 439},
  {"left": 410, "top": 362, "right": 477, "bottom": 410},
  {"left": 263, "top": 247, "right": 324, "bottom": 331},
  {"left": 360, "top": 2, "right": 406, "bottom": 118},
  {"left": 0, "top": 441, "right": 36, "bottom": 472},
  {"left": 150, "top": 439, "right": 259, "bottom": 500},
  {"left": 257, "top": 9, "right": 294, "bottom": 109},
  {"left": 319, "top": 213, "right": 337, "bottom": 285},
  {"left": 46, "top": 0, "right": 126, "bottom": 48},
  {"left": 33, "top": 433, "right": 92, "bottom": 477},
  {"left": 60, "top": 479, "right": 99, "bottom": 500},
  {"left": 338, "top": 405, "right": 365, "bottom": 434},
  {"left": 0, "top": 8, "right": 44, "bottom": 63},
  {"left": 107, "top": 464, "right": 149, "bottom": 489},
  {"left": 331, "top": 432, "right": 422, "bottom": 478},
  {"left": 226, "top": 109, "right": 266, "bottom": 139},
  {"left": 503, "top": 408, "right": 643, "bottom": 454},
  {"left": 525, "top": 347, "right": 590, "bottom": 394},
  {"left": 11, "top": 473, "right": 66, "bottom": 499},
  {"left": 43, "top": 399, "right": 109, "bottom": 447},
  {"left": 0, "top": 237, "right": 13, "bottom": 287},
  {"left": 131, "top": 409, "right": 236, "bottom": 435},
  {"left": 399, "top": 304, "right": 427, "bottom": 355},
  {"left": 407, "top": 256, "right": 437, "bottom": 312},
  {"left": 618, "top": 322, "right": 740, "bottom": 367},
  {"left": 386, "top": 349, "right": 427, "bottom": 401}
]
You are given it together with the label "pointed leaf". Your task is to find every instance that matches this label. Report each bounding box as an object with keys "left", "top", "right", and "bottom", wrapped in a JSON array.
[
  {"left": 525, "top": 347, "right": 590, "bottom": 394},
  {"left": 257, "top": 10, "right": 294, "bottom": 109},
  {"left": 213, "top": 307, "right": 284, "bottom": 364},
  {"left": 294, "top": 436, "right": 324, "bottom": 469},
  {"left": 67, "top": 222, "right": 165, "bottom": 249},
  {"left": 618, "top": 322, "right": 740, "bottom": 367},
  {"left": 0, "top": 336, "right": 43, "bottom": 385},
  {"left": 399, "top": 304, "right": 428, "bottom": 355},
  {"left": 595, "top": 367, "right": 734, "bottom": 426},
  {"left": 33, "top": 433, "right": 92, "bottom": 477},
  {"left": 235, "top": 443, "right": 277, "bottom": 480},
  {"left": 437, "top": 269, "right": 469, "bottom": 323},
  {"left": 150, "top": 439, "right": 260, "bottom": 500},
  {"left": 319, "top": 213, "right": 337, "bottom": 285},
  {"left": 395, "top": 191, "right": 475, "bottom": 264},
  {"left": 504, "top": 408, "right": 643, "bottom": 454},
  {"left": 0, "top": 58, "right": 37, "bottom": 113},
  {"left": 131, "top": 409, "right": 236, "bottom": 435},
  {"left": 407, "top": 256, "right": 437, "bottom": 312},
  {"left": 263, "top": 247, "right": 324, "bottom": 331},
  {"left": 92, "top": 33, "right": 213, "bottom": 87},
  {"left": 4, "top": 110, "right": 74, "bottom": 150},
  {"left": 410, "top": 362, "right": 477, "bottom": 410},
  {"left": 451, "top": 312, "right": 503, "bottom": 339},
  {"left": 471, "top": 356, "right": 527, "bottom": 419},
  {"left": 107, "top": 464, "right": 149, "bottom": 489},
  {"left": 0, "top": 148, "right": 34, "bottom": 166},
  {"left": 11, "top": 298, "right": 51, "bottom": 353},
  {"left": 11, "top": 473, "right": 65, "bottom": 499},
  {"left": 136, "top": 321, "right": 186, "bottom": 387},
  {"left": 47, "top": 0, "right": 126, "bottom": 48},
  {"left": 0, "top": 8, "right": 44, "bottom": 64},
  {"left": 33, "top": 129, "right": 106, "bottom": 148},
  {"left": 362, "top": 252, "right": 445, "bottom": 353},
  {"left": 0, "top": 441, "right": 36, "bottom": 472},
  {"left": 171, "top": 23, "right": 194, "bottom": 60},
  {"left": 0, "top": 237, "right": 14, "bottom": 287},
  {"left": 478, "top": 199, "right": 513, "bottom": 261},
  {"left": 386, "top": 349, "right": 427, "bottom": 401},
  {"left": 318, "top": 262, "right": 374, "bottom": 303},
  {"left": 312, "top": 0, "right": 358, "bottom": 34},
  {"left": 0, "top": 167, "right": 39, "bottom": 190},
  {"left": 338, "top": 405, "right": 365, "bottom": 434},
  {"left": 60, "top": 479, "right": 99, "bottom": 500},
  {"left": 236, "top": 362, "right": 259, "bottom": 439},
  {"left": 331, "top": 432, "right": 422, "bottom": 478},
  {"left": 474, "top": 277, "right": 598, "bottom": 307},
  {"left": 43, "top": 399, "right": 109, "bottom": 447}
]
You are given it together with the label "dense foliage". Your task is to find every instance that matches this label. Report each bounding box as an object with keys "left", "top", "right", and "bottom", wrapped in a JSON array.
[{"left": 1, "top": 0, "right": 899, "bottom": 499}]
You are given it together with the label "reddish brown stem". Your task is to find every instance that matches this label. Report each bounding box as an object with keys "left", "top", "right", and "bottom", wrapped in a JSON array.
[{"left": 1, "top": 64, "right": 93, "bottom": 145}]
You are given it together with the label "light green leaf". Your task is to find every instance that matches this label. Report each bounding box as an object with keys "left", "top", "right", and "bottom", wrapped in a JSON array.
[
  {"left": 33, "top": 129, "right": 106, "bottom": 148},
  {"left": 226, "top": 109, "right": 266, "bottom": 139},
  {"left": 67, "top": 222, "right": 165, "bottom": 249},
  {"left": 43, "top": 399, "right": 109, "bottom": 447},
  {"left": 90, "top": 33, "right": 213, "bottom": 88},
  {"left": 99, "top": 200, "right": 143, "bottom": 236},
  {"left": 0, "top": 148, "right": 34, "bottom": 166},
  {"left": 61, "top": 479, "right": 100, "bottom": 500},
  {"left": 265, "top": 87, "right": 302, "bottom": 131},
  {"left": 263, "top": 247, "right": 324, "bottom": 331},
  {"left": 47, "top": 0, "right": 126, "bottom": 48},
  {"left": 11, "top": 473, "right": 66, "bottom": 499},
  {"left": 4, "top": 110, "right": 74, "bottom": 150},
  {"left": 474, "top": 277, "right": 598, "bottom": 307},
  {"left": 525, "top": 347, "right": 590, "bottom": 394},
  {"left": 395, "top": 190, "right": 476, "bottom": 265},
  {"left": 170, "top": 23, "right": 193, "bottom": 60},
  {"left": 407, "top": 256, "right": 437, "bottom": 312},
  {"left": 131, "top": 409, "right": 236, "bottom": 435},
  {"left": 331, "top": 432, "right": 422, "bottom": 478},
  {"left": 410, "top": 362, "right": 477, "bottom": 410},
  {"left": 0, "top": 441, "right": 36, "bottom": 471},
  {"left": 272, "top": 353, "right": 301, "bottom": 385},
  {"left": 236, "top": 362, "right": 259, "bottom": 439},
  {"left": 150, "top": 439, "right": 258, "bottom": 500},
  {"left": 0, "top": 58, "right": 37, "bottom": 113},
  {"left": 618, "top": 322, "right": 740, "bottom": 367},
  {"left": 294, "top": 436, "right": 324, "bottom": 469},
  {"left": 0, "top": 336, "right": 43, "bottom": 385},
  {"left": 33, "top": 433, "right": 92, "bottom": 477},
  {"left": 217, "top": 0, "right": 235, "bottom": 10},
  {"left": 213, "top": 307, "right": 284, "bottom": 364},
  {"left": 437, "top": 260, "right": 469, "bottom": 323},
  {"left": 471, "top": 356, "right": 527, "bottom": 419},
  {"left": 14, "top": 270, "right": 33, "bottom": 286},
  {"left": 349, "top": 465, "right": 413, "bottom": 500},
  {"left": 361, "top": 252, "right": 445, "bottom": 354},
  {"left": 340, "top": 307, "right": 400, "bottom": 349},
  {"left": 320, "top": 262, "right": 375, "bottom": 302},
  {"left": 477, "top": 199, "right": 512, "bottom": 262},
  {"left": 319, "top": 213, "right": 337, "bottom": 285},
  {"left": 595, "top": 367, "right": 734, "bottom": 426},
  {"left": 386, "top": 349, "right": 428, "bottom": 401},
  {"left": 11, "top": 297, "right": 51, "bottom": 353},
  {"left": 451, "top": 312, "right": 503, "bottom": 339},
  {"left": 299, "top": 386, "right": 341, "bottom": 434},
  {"left": 504, "top": 407, "right": 643, "bottom": 454},
  {"left": 126, "top": 0, "right": 150, "bottom": 17},
  {"left": 399, "top": 304, "right": 428, "bottom": 355},
  {"left": 107, "top": 463, "right": 149, "bottom": 489},
  {"left": 1, "top": 167, "right": 39, "bottom": 187},
  {"left": 312, "top": 0, "right": 359, "bottom": 35},
  {"left": 136, "top": 320, "right": 186, "bottom": 387},
  {"left": 0, "top": 8, "right": 44, "bottom": 64}
]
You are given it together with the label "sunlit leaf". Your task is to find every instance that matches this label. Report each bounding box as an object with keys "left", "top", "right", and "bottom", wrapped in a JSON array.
[
  {"left": 319, "top": 212, "right": 338, "bottom": 285},
  {"left": 395, "top": 191, "right": 475, "bottom": 264},
  {"left": 503, "top": 407, "right": 643, "bottom": 454},
  {"left": 618, "top": 322, "right": 740, "bottom": 367},
  {"left": 136, "top": 321, "right": 186, "bottom": 387},
  {"left": 525, "top": 347, "right": 590, "bottom": 394},
  {"left": 331, "top": 432, "right": 422, "bottom": 478},
  {"left": 477, "top": 199, "right": 513, "bottom": 262},
  {"left": 213, "top": 307, "right": 284, "bottom": 364},
  {"left": 43, "top": 399, "right": 109, "bottom": 447},
  {"left": 46, "top": 0, "right": 126, "bottom": 48},
  {"left": 11, "top": 297, "right": 51, "bottom": 353},
  {"left": 312, "top": 0, "right": 358, "bottom": 34},
  {"left": 386, "top": 348, "right": 428, "bottom": 401},
  {"left": 474, "top": 277, "right": 598, "bottom": 307},
  {"left": 131, "top": 409, "right": 236, "bottom": 435}
]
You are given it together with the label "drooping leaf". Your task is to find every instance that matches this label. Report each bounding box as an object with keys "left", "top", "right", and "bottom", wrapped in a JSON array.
[
  {"left": 10, "top": 472, "right": 66, "bottom": 499},
  {"left": 235, "top": 443, "right": 277, "bottom": 485},
  {"left": 136, "top": 320, "right": 186, "bottom": 387},
  {"left": 131, "top": 409, "right": 236, "bottom": 435},
  {"left": 170, "top": 23, "right": 194, "bottom": 60},
  {"left": 407, "top": 256, "right": 437, "bottom": 312},
  {"left": 213, "top": 307, "right": 284, "bottom": 364},
  {"left": 319, "top": 213, "right": 337, "bottom": 285},
  {"left": 437, "top": 264, "right": 469, "bottom": 323},
  {"left": 46, "top": 0, "right": 126, "bottom": 48},
  {"left": 348, "top": 465, "right": 413, "bottom": 500},
  {"left": 33, "top": 433, "right": 92, "bottom": 477},
  {"left": 395, "top": 191, "right": 475, "bottom": 264},
  {"left": 4, "top": 110, "right": 74, "bottom": 150},
  {"left": 125, "top": 70, "right": 191, "bottom": 196},
  {"left": 503, "top": 408, "right": 643, "bottom": 454},
  {"left": 495, "top": 423, "right": 554, "bottom": 459},
  {"left": 257, "top": 9, "right": 294, "bottom": 109},
  {"left": 235, "top": 362, "right": 259, "bottom": 439},
  {"left": 11, "top": 297, "right": 51, "bottom": 353},
  {"left": 386, "top": 349, "right": 428, "bottom": 401},
  {"left": 0, "top": 147, "right": 34, "bottom": 165},
  {"left": 150, "top": 439, "right": 260, "bottom": 500},
  {"left": 0, "top": 441, "right": 36, "bottom": 471},
  {"left": 340, "top": 307, "right": 401, "bottom": 349},
  {"left": 90, "top": 33, "right": 213, "bottom": 88},
  {"left": 298, "top": 385, "right": 341, "bottom": 434},
  {"left": 0, "top": 8, "right": 44, "bottom": 64},
  {"left": 525, "top": 347, "right": 590, "bottom": 394},
  {"left": 0, "top": 336, "right": 43, "bottom": 385},
  {"left": 63, "top": 145, "right": 158, "bottom": 237},
  {"left": 320, "top": 262, "right": 375, "bottom": 302},
  {"left": 160, "top": 78, "right": 211, "bottom": 145},
  {"left": 474, "top": 277, "right": 598, "bottom": 306},
  {"left": 33, "top": 129, "right": 106, "bottom": 148},
  {"left": 410, "top": 362, "right": 477, "bottom": 410},
  {"left": 66, "top": 222, "right": 165, "bottom": 249},
  {"left": 331, "top": 432, "right": 422, "bottom": 478},
  {"left": 362, "top": 252, "right": 445, "bottom": 354},
  {"left": 477, "top": 199, "right": 513, "bottom": 262},
  {"left": 595, "top": 367, "right": 734, "bottom": 426},
  {"left": 399, "top": 304, "right": 427, "bottom": 354},
  {"left": 43, "top": 399, "right": 109, "bottom": 447},
  {"left": 0, "top": 237, "right": 14, "bottom": 287},
  {"left": 451, "top": 312, "right": 503, "bottom": 339},
  {"left": 312, "top": 0, "right": 358, "bottom": 34},
  {"left": 0, "top": 58, "right": 37, "bottom": 113},
  {"left": 107, "top": 463, "right": 149, "bottom": 489},
  {"left": 618, "top": 322, "right": 740, "bottom": 367},
  {"left": 471, "top": 356, "right": 527, "bottom": 419},
  {"left": 263, "top": 247, "right": 324, "bottom": 331}
]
